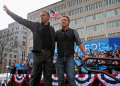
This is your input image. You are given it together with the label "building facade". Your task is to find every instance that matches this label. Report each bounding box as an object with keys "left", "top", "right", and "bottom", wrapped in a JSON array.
[
  {"left": 26, "top": 0, "right": 120, "bottom": 56},
  {"left": 0, "top": 22, "right": 27, "bottom": 72}
]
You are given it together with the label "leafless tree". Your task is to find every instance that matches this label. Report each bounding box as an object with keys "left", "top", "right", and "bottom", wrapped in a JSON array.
[{"left": 0, "top": 30, "right": 18, "bottom": 73}]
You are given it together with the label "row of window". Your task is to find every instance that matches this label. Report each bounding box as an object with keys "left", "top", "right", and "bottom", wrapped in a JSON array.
[
  {"left": 85, "top": 1, "right": 102, "bottom": 12},
  {"left": 104, "top": 0, "right": 120, "bottom": 6},
  {"left": 106, "top": 7, "right": 120, "bottom": 17}
]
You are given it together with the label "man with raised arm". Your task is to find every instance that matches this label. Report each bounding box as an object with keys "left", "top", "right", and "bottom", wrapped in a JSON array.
[{"left": 3, "top": 5, "right": 55, "bottom": 86}]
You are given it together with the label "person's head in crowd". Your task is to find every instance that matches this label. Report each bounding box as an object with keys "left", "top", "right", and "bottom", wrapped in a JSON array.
[
  {"left": 116, "top": 50, "right": 119, "bottom": 54},
  {"left": 11, "top": 63, "right": 15, "bottom": 67},
  {"left": 28, "top": 58, "right": 30, "bottom": 62},
  {"left": 24, "top": 60, "right": 27, "bottom": 64},
  {"left": 74, "top": 52, "right": 78, "bottom": 56},
  {"left": 17, "top": 61, "right": 19, "bottom": 64},
  {"left": 93, "top": 58, "right": 98, "bottom": 63},
  {"left": 95, "top": 55, "right": 98, "bottom": 57},
  {"left": 20, "top": 62, "right": 22, "bottom": 66},
  {"left": 13, "top": 60, "right": 16, "bottom": 64},
  {"left": 114, "top": 54, "right": 118, "bottom": 58},
  {"left": 99, "top": 54, "right": 102, "bottom": 58},
  {"left": 29, "top": 62, "right": 32, "bottom": 67},
  {"left": 81, "top": 56, "right": 85, "bottom": 61},
  {"left": 94, "top": 50, "right": 97, "bottom": 56},
  {"left": 77, "top": 56, "right": 81, "bottom": 60},
  {"left": 88, "top": 54, "right": 92, "bottom": 57},
  {"left": 53, "top": 57, "right": 56, "bottom": 63}
]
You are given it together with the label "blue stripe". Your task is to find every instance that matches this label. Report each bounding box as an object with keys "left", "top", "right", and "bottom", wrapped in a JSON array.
[
  {"left": 101, "top": 74, "right": 120, "bottom": 84},
  {"left": 75, "top": 74, "right": 91, "bottom": 84}
]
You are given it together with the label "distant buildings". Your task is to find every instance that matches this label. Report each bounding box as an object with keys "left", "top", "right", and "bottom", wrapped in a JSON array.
[{"left": 0, "top": 22, "right": 27, "bottom": 73}]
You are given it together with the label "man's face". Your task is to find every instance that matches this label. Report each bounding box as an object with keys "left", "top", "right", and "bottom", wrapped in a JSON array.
[
  {"left": 61, "top": 17, "right": 70, "bottom": 27},
  {"left": 40, "top": 12, "right": 50, "bottom": 23}
]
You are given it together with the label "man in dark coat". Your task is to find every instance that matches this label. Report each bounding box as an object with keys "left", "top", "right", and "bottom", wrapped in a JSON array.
[{"left": 3, "top": 5, "right": 55, "bottom": 86}]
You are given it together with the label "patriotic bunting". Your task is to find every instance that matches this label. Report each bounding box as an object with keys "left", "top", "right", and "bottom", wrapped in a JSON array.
[
  {"left": 13, "top": 74, "right": 27, "bottom": 85},
  {"left": 8, "top": 74, "right": 13, "bottom": 83},
  {"left": 8, "top": 74, "right": 120, "bottom": 86},
  {"left": 97, "top": 74, "right": 120, "bottom": 86}
]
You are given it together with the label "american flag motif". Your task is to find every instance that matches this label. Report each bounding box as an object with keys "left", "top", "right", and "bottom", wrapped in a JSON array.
[{"left": 50, "top": 10, "right": 62, "bottom": 19}]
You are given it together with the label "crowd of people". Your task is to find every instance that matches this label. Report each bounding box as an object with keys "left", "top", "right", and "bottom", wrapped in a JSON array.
[
  {"left": 9, "top": 48, "right": 120, "bottom": 75},
  {"left": 74, "top": 48, "right": 120, "bottom": 74},
  {"left": 9, "top": 59, "right": 32, "bottom": 74}
]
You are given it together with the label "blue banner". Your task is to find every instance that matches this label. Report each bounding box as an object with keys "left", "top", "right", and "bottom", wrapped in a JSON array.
[
  {"left": 74, "top": 38, "right": 109, "bottom": 57},
  {"left": 15, "top": 64, "right": 21, "bottom": 67},
  {"left": 18, "top": 66, "right": 23, "bottom": 70},
  {"left": 30, "top": 59, "right": 33, "bottom": 62},
  {"left": 75, "top": 59, "right": 82, "bottom": 66},
  {"left": 109, "top": 37, "right": 120, "bottom": 51}
]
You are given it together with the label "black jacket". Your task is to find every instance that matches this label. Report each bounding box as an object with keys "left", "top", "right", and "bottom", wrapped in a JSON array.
[{"left": 7, "top": 10, "right": 55, "bottom": 56}]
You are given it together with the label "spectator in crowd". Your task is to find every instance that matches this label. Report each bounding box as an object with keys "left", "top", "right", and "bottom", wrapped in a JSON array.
[
  {"left": 11, "top": 63, "right": 16, "bottom": 74},
  {"left": 2, "top": 80, "right": 7, "bottom": 86},
  {"left": 22, "top": 60, "right": 28, "bottom": 74},
  {"left": 111, "top": 55, "right": 120, "bottom": 74},
  {"left": 29, "top": 62, "right": 33, "bottom": 74}
]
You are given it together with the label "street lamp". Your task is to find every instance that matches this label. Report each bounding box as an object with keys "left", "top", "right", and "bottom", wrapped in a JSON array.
[{"left": 6, "top": 66, "right": 9, "bottom": 84}]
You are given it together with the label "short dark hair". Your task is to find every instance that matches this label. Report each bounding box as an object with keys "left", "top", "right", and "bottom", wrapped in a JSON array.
[
  {"left": 62, "top": 16, "right": 70, "bottom": 22},
  {"left": 42, "top": 11, "right": 50, "bottom": 16}
]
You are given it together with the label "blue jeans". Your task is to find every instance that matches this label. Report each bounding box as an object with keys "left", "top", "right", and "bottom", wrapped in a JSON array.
[
  {"left": 56, "top": 55, "right": 76, "bottom": 86},
  {"left": 112, "top": 69, "right": 120, "bottom": 74}
]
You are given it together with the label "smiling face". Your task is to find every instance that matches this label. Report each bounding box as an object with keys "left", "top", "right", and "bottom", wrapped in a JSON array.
[
  {"left": 60, "top": 16, "right": 70, "bottom": 28},
  {"left": 40, "top": 12, "right": 50, "bottom": 23}
]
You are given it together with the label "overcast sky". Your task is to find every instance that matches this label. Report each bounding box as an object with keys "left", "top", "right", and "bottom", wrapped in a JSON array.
[{"left": 0, "top": 0, "right": 61, "bottom": 30}]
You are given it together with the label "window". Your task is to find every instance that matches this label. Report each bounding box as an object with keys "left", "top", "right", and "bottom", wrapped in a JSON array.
[
  {"left": 86, "top": 15, "right": 93, "bottom": 22},
  {"left": 94, "top": 2, "right": 102, "bottom": 9},
  {"left": 77, "top": 17, "right": 83, "bottom": 24},
  {"left": 53, "top": 6, "right": 59, "bottom": 11},
  {"left": 116, "top": 0, "right": 120, "bottom": 3},
  {"left": 14, "top": 55, "right": 16, "bottom": 58},
  {"left": 68, "top": 1, "right": 74, "bottom": 7},
  {"left": 107, "top": 21, "right": 117, "bottom": 29},
  {"left": 29, "top": 31, "right": 33, "bottom": 36},
  {"left": 117, "top": 7, "right": 120, "bottom": 15},
  {"left": 68, "top": 10, "right": 75, "bottom": 16},
  {"left": 106, "top": 9, "right": 115, "bottom": 17},
  {"left": 98, "top": 35, "right": 106, "bottom": 39},
  {"left": 81, "top": 38, "right": 85, "bottom": 42},
  {"left": 76, "top": 28, "right": 84, "bottom": 34},
  {"left": 60, "top": 4, "right": 66, "bottom": 10},
  {"left": 29, "top": 39, "right": 33, "bottom": 44},
  {"left": 53, "top": 24, "right": 60, "bottom": 30},
  {"left": 108, "top": 32, "right": 120, "bottom": 37},
  {"left": 76, "top": 0, "right": 82, "bottom": 5},
  {"left": 76, "top": 7, "right": 83, "bottom": 14},
  {"left": 60, "top": 12, "right": 66, "bottom": 16},
  {"left": 95, "top": 12, "right": 103, "bottom": 20},
  {"left": 104, "top": 0, "right": 114, "bottom": 6},
  {"left": 96, "top": 23, "right": 105, "bottom": 31},
  {"left": 23, "top": 36, "right": 26, "bottom": 39},
  {"left": 35, "top": 13, "right": 40, "bottom": 18},
  {"left": 30, "top": 15, "right": 35, "bottom": 20},
  {"left": 86, "top": 25, "right": 94, "bottom": 33},
  {"left": 46, "top": 9, "right": 52, "bottom": 14},
  {"left": 85, "top": 4, "right": 93, "bottom": 12},
  {"left": 53, "top": 18, "right": 59, "bottom": 21},
  {"left": 84, "top": 0, "right": 90, "bottom": 2},
  {"left": 29, "top": 47, "right": 33, "bottom": 52},
  {"left": 69, "top": 20, "right": 75, "bottom": 26}
]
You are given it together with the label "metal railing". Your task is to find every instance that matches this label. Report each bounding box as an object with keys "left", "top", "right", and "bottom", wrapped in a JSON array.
[{"left": 82, "top": 57, "right": 120, "bottom": 83}]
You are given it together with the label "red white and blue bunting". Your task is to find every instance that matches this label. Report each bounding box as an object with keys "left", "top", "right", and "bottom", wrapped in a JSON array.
[
  {"left": 13, "top": 74, "right": 27, "bottom": 85},
  {"left": 8, "top": 74, "right": 13, "bottom": 83},
  {"left": 8, "top": 74, "right": 120, "bottom": 86},
  {"left": 97, "top": 74, "right": 120, "bottom": 86},
  {"left": 75, "top": 74, "right": 96, "bottom": 86}
]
